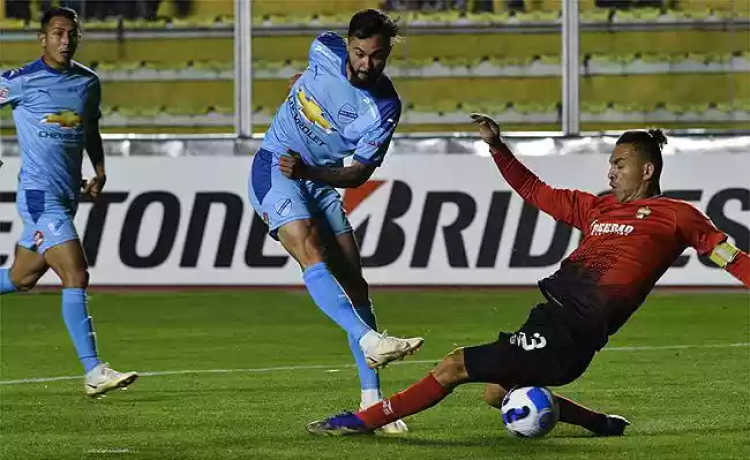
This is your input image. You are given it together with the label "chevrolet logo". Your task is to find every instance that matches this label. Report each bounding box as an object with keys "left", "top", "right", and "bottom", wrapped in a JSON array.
[
  {"left": 42, "top": 111, "right": 81, "bottom": 128},
  {"left": 296, "top": 89, "right": 332, "bottom": 132}
]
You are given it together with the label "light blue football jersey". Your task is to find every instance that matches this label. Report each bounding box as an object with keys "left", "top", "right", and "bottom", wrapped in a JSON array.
[
  {"left": 0, "top": 58, "right": 101, "bottom": 202},
  {"left": 261, "top": 32, "right": 401, "bottom": 168}
]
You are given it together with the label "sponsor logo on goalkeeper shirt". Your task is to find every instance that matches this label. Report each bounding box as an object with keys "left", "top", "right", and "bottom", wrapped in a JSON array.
[{"left": 590, "top": 221, "right": 635, "bottom": 236}]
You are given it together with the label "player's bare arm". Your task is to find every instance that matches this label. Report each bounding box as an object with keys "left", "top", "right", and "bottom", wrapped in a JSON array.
[
  {"left": 279, "top": 155, "right": 376, "bottom": 188},
  {"left": 82, "top": 116, "right": 106, "bottom": 199}
]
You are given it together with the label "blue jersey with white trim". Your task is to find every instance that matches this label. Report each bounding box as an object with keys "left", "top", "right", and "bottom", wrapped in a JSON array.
[
  {"left": 0, "top": 58, "right": 101, "bottom": 202},
  {"left": 261, "top": 32, "right": 401, "bottom": 168}
]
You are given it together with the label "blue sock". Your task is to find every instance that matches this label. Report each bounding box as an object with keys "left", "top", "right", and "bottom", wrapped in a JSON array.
[
  {"left": 348, "top": 301, "right": 381, "bottom": 392},
  {"left": 62, "top": 288, "right": 101, "bottom": 373},
  {"left": 0, "top": 268, "right": 17, "bottom": 294},
  {"left": 302, "top": 262, "right": 371, "bottom": 341}
]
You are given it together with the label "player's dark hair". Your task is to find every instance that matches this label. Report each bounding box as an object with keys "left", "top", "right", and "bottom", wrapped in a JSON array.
[
  {"left": 41, "top": 7, "right": 79, "bottom": 32},
  {"left": 616, "top": 128, "right": 666, "bottom": 182},
  {"left": 348, "top": 9, "right": 400, "bottom": 44}
]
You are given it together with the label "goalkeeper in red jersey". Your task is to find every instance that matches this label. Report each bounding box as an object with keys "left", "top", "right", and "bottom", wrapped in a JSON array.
[{"left": 306, "top": 113, "right": 750, "bottom": 437}]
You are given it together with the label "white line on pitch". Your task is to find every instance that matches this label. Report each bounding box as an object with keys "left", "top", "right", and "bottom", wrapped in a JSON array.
[{"left": 0, "top": 342, "right": 747, "bottom": 386}]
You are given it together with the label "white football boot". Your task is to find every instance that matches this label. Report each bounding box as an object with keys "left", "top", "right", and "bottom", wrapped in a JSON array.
[
  {"left": 359, "top": 331, "right": 423, "bottom": 369},
  {"left": 378, "top": 418, "right": 409, "bottom": 434},
  {"left": 84, "top": 363, "right": 138, "bottom": 397}
]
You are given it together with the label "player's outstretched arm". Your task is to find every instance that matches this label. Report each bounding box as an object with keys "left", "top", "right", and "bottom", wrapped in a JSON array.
[
  {"left": 711, "top": 243, "right": 750, "bottom": 287},
  {"left": 677, "top": 204, "right": 750, "bottom": 287},
  {"left": 279, "top": 155, "right": 376, "bottom": 189},
  {"left": 471, "top": 113, "right": 597, "bottom": 230}
]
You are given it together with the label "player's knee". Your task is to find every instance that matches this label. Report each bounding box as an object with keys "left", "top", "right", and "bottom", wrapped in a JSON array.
[
  {"left": 279, "top": 222, "right": 326, "bottom": 268},
  {"left": 298, "top": 232, "right": 326, "bottom": 267},
  {"left": 9, "top": 268, "right": 41, "bottom": 292},
  {"left": 483, "top": 384, "right": 507, "bottom": 408},
  {"left": 432, "top": 348, "right": 469, "bottom": 388},
  {"left": 60, "top": 269, "right": 89, "bottom": 288},
  {"left": 11, "top": 274, "right": 36, "bottom": 292}
]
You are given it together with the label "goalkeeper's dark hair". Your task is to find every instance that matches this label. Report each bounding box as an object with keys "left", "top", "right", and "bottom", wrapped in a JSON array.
[
  {"left": 40, "top": 7, "right": 79, "bottom": 32},
  {"left": 348, "top": 9, "right": 401, "bottom": 44},
  {"left": 616, "top": 128, "right": 667, "bottom": 182}
]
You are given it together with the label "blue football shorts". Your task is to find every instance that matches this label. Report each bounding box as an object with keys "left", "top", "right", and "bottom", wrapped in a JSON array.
[
  {"left": 248, "top": 148, "right": 352, "bottom": 240},
  {"left": 16, "top": 189, "right": 80, "bottom": 254}
]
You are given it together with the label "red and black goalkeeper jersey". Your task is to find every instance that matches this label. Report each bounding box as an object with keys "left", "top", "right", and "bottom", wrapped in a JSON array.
[{"left": 492, "top": 148, "right": 728, "bottom": 348}]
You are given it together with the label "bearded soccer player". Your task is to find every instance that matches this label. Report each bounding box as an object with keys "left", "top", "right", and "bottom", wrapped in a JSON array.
[
  {"left": 247, "top": 9, "right": 421, "bottom": 433},
  {"left": 306, "top": 113, "right": 749, "bottom": 436},
  {"left": 0, "top": 8, "right": 137, "bottom": 397}
]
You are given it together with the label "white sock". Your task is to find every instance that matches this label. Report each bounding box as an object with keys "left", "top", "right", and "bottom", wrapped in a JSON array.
[{"left": 361, "top": 388, "right": 383, "bottom": 409}]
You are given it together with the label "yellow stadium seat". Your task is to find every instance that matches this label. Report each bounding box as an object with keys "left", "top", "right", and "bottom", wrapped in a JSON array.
[
  {"left": 170, "top": 105, "right": 199, "bottom": 116},
  {"left": 465, "top": 11, "right": 509, "bottom": 24},
  {"left": 188, "top": 0, "right": 234, "bottom": 19},
  {"left": 577, "top": 0, "right": 599, "bottom": 12},
  {"left": 514, "top": 9, "right": 560, "bottom": 23},
  {"left": 515, "top": 102, "right": 553, "bottom": 114},
  {"left": 676, "top": 0, "right": 749, "bottom": 14},
  {"left": 582, "top": 101, "right": 609, "bottom": 114},
  {"left": 525, "top": 0, "right": 562, "bottom": 12},
  {"left": 435, "top": 100, "right": 459, "bottom": 113},
  {"left": 0, "top": 18, "right": 26, "bottom": 30},
  {"left": 252, "top": 0, "right": 376, "bottom": 18},
  {"left": 581, "top": 8, "right": 611, "bottom": 22}
]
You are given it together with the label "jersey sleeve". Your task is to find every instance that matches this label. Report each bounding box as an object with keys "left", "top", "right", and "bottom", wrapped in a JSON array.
[
  {"left": 353, "top": 97, "right": 401, "bottom": 166},
  {"left": 85, "top": 76, "right": 102, "bottom": 123},
  {"left": 675, "top": 203, "right": 727, "bottom": 255},
  {"left": 0, "top": 70, "right": 24, "bottom": 108},
  {"left": 491, "top": 146, "right": 598, "bottom": 230},
  {"left": 308, "top": 32, "right": 347, "bottom": 73}
]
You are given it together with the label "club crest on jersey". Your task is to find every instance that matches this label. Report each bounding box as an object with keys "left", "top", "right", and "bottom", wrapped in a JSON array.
[
  {"left": 274, "top": 198, "right": 293, "bottom": 217},
  {"left": 636, "top": 207, "right": 651, "bottom": 219},
  {"left": 0, "top": 87, "right": 9, "bottom": 103},
  {"left": 41, "top": 110, "right": 81, "bottom": 129},
  {"left": 48, "top": 220, "right": 65, "bottom": 236},
  {"left": 296, "top": 89, "right": 333, "bottom": 133},
  {"left": 337, "top": 103, "right": 358, "bottom": 124}
]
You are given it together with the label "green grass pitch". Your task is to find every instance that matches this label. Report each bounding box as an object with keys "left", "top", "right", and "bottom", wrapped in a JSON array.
[{"left": 1, "top": 289, "right": 748, "bottom": 459}]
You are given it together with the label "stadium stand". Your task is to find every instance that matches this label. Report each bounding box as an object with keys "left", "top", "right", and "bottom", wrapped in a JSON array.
[{"left": 1, "top": 0, "right": 748, "bottom": 134}]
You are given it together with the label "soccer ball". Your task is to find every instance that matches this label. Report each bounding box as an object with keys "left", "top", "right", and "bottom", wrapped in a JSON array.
[{"left": 501, "top": 386, "right": 559, "bottom": 438}]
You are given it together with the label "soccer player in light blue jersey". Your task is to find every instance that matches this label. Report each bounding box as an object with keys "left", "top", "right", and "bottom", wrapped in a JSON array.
[
  {"left": 248, "top": 9, "right": 421, "bottom": 433},
  {"left": 0, "top": 7, "right": 137, "bottom": 397}
]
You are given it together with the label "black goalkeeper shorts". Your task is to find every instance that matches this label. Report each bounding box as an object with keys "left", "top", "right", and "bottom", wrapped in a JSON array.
[{"left": 463, "top": 301, "right": 597, "bottom": 388}]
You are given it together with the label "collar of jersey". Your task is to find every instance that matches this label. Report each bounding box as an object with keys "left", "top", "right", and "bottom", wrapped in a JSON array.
[{"left": 38, "top": 56, "right": 71, "bottom": 75}]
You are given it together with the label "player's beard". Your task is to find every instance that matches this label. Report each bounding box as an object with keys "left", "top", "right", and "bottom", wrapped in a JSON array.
[{"left": 348, "top": 63, "right": 376, "bottom": 87}]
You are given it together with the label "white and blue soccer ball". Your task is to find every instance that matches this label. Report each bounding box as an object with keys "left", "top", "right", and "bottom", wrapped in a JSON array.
[{"left": 501, "top": 386, "right": 559, "bottom": 438}]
